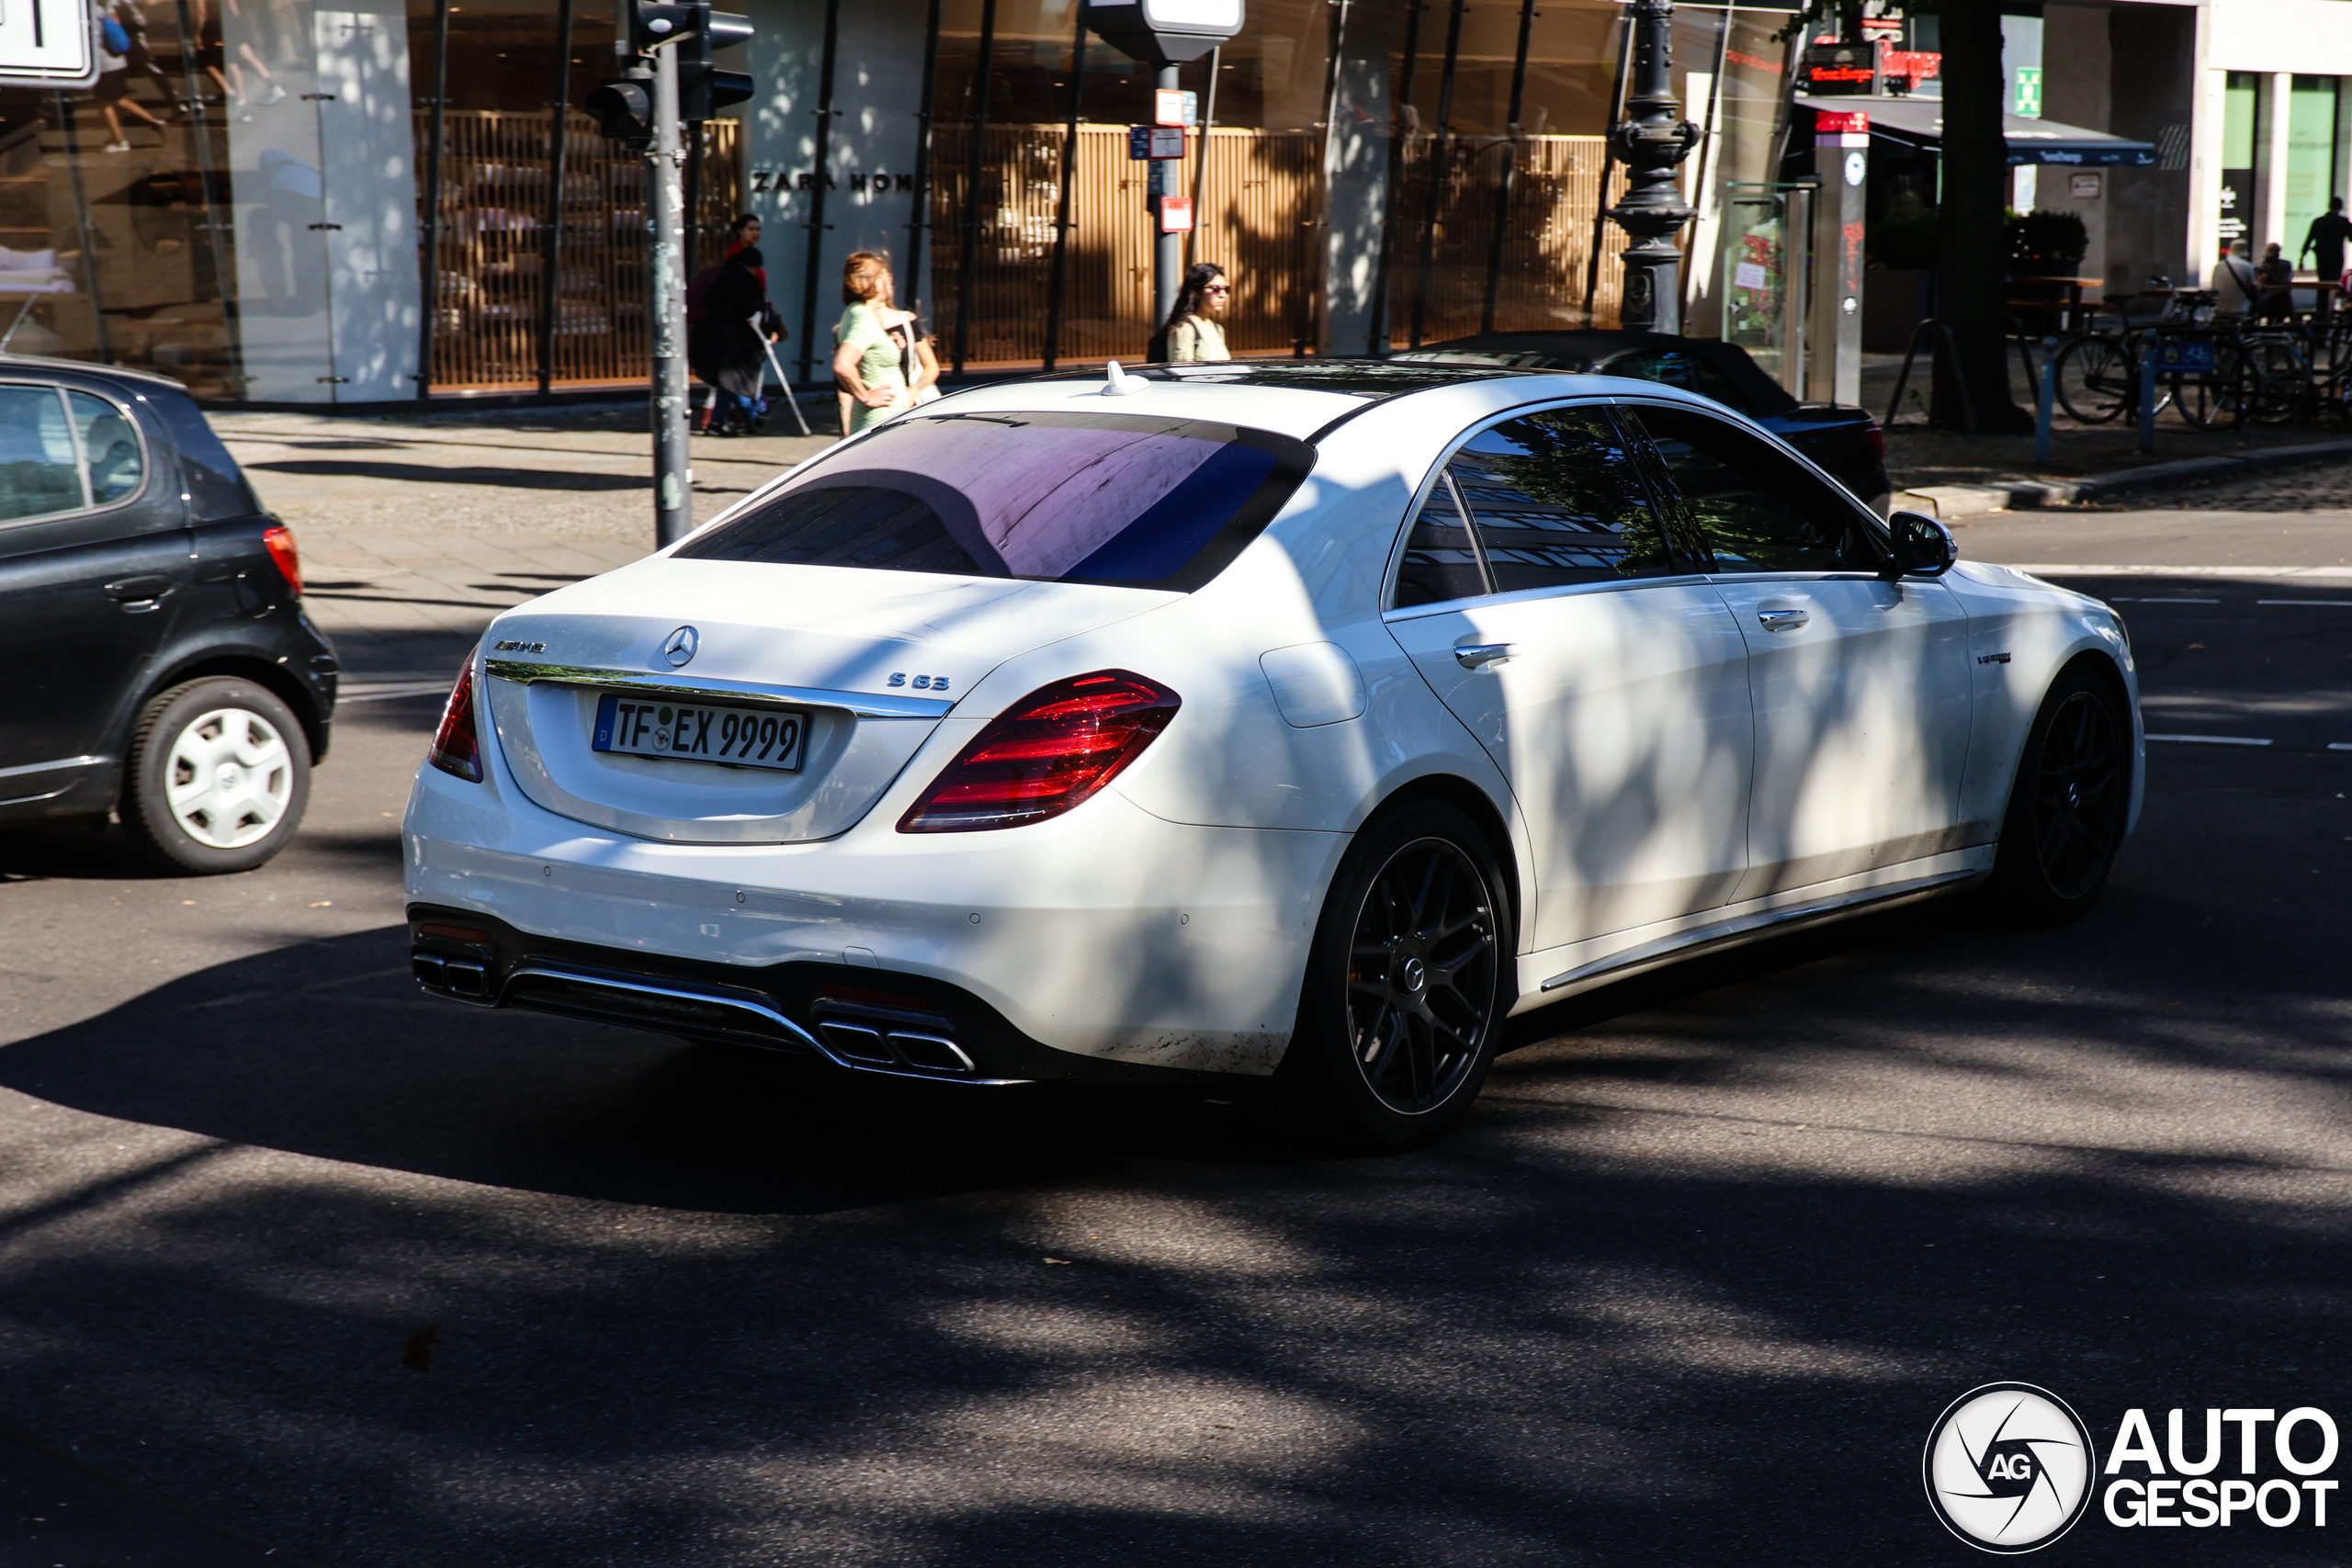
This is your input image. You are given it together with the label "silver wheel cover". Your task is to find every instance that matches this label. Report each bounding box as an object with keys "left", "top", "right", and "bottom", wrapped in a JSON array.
[{"left": 163, "top": 706, "right": 294, "bottom": 849}]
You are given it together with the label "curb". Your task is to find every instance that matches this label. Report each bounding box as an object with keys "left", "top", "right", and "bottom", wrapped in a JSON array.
[{"left": 1894, "top": 438, "right": 2352, "bottom": 518}]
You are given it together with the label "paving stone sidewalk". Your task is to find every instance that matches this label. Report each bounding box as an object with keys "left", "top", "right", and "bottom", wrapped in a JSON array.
[{"left": 211, "top": 405, "right": 831, "bottom": 680}]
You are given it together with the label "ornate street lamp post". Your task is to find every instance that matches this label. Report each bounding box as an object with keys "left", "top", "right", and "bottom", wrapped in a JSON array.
[{"left": 1606, "top": 0, "right": 1700, "bottom": 333}]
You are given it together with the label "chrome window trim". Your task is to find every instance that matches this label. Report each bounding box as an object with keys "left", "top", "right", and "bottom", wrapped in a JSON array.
[
  {"left": 1381, "top": 570, "right": 1721, "bottom": 623},
  {"left": 482, "top": 658, "right": 956, "bottom": 719}
]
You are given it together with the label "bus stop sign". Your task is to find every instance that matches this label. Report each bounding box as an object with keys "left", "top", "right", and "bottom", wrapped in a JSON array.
[
  {"left": 0, "top": 0, "right": 95, "bottom": 87},
  {"left": 1080, "top": 0, "right": 1242, "bottom": 67}
]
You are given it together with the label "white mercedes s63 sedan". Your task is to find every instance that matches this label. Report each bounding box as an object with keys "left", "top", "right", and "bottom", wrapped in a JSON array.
[{"left": 403, "top": 362, "right": 2140, "bottom": 1150}]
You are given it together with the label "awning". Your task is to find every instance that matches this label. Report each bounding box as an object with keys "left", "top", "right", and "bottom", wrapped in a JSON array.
[{"left": 1795, "top": 94, "right": 2159, "bottom": 167}]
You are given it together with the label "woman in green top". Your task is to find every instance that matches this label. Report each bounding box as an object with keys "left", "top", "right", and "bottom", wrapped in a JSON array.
[
  {"left": 831, "top": 251, "right": 914, "bottom": 434},
  {"left": 1163, "top": 262, "right": 1232, "bottom": 363}
]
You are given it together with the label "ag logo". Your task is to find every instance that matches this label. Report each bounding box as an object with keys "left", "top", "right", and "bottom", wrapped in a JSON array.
[{"left": 1924, "top": 1383, "right": 2097, "bottom": 1552}]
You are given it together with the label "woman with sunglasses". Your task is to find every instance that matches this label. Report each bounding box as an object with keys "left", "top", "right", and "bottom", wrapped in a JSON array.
[{"left": 1163, "top": 262, "right": 1233, "bottom": 363}]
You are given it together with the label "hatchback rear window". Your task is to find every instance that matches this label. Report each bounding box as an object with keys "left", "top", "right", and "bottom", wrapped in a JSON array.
[{"left": 676, "top": 411, "right": 1315, "bottom": 591}]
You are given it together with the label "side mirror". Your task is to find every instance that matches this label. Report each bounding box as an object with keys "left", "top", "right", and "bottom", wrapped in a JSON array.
[{"left": 1887, "top": 510, "right": 1958, "bottom": 577}]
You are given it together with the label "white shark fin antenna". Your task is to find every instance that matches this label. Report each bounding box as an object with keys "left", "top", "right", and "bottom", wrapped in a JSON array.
[{"left": 1102, "top": 359, "right": 1143, "bottom": 396}]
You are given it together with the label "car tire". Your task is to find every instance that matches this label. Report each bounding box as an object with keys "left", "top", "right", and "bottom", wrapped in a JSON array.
[
  {"left": 1273, "top": 801, "right": 1510, "bottom": 1154},
  {"left": 1985, "top": 663, "right": 2128, "bottom": 927},
  {"left": 119, "top": 676, "right": 311, "bottom": 874}
]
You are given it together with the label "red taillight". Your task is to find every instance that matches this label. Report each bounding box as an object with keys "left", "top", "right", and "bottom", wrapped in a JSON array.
[
  {"left": 898, "top": 671, "right": 1179, "bottom": 833},
  {"left": 261, "top": 524, "right": 302, "bottom": 594},
  {"left": 1865, "top": 422, "right": 1886, "bottom": 461},
  {"left": 428, "top": 657, "right": 483, "bottom": 783}
]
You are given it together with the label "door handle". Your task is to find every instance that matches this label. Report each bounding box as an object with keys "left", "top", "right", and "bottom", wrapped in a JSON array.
[
  {"left": 1755, "top": 608, "right": 1809, "bottom": 633},
  {"left": 1453, "top": 641, "right": 1517, "bottom": 670},
  {"left": 105, "top": 574, "right": 174, "bottom": 605}
]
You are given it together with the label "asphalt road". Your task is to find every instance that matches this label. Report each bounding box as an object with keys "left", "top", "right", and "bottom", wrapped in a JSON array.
[{"left": 0, "top": 483, "right": 2347, "bottom": 1565}]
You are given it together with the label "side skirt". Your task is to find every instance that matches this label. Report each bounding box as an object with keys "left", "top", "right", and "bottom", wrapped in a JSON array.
[{"left": 1511, "top": 850, "right": 1996, "bottom": 1011}]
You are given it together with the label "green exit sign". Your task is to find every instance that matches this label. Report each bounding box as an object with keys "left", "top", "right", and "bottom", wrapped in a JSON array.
[{"left": 2012, "top": 65, "right": 2043, "bottom": 118}]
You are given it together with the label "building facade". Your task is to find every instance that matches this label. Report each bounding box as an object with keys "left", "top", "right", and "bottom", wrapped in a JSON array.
[
  {"left": 19, "top": 1, "right": 2331, "bottom": 408},
  {"left": 9, "top": 0, "right": 1810, "bottom": 404}
]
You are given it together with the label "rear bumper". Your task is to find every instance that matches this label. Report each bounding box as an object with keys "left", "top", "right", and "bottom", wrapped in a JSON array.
[
  {"left": 408, "top": 905, "right": 1258, "bottom": 1086},
  {"left": 401, "top": 749, "right": 1348, "bottom": 1077}
]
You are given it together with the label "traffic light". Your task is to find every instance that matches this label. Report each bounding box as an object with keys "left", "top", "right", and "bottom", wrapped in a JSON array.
[
  {"left": 628, "top": 2, "right": 695, "bottom": 54},
  {"left": 583, "top": 73, "right": 654, "bottom": 145},
  {"left": 677, "top": 1, "right": 753, "bottom": 124}
]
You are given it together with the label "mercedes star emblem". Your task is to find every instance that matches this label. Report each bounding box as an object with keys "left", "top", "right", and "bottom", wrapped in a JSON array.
[{"left": 661, "top": 626, "right": 699, "bottom": 668}]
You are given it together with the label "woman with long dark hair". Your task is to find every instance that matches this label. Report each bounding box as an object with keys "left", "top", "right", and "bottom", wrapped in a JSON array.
[{"left": 1162, "top": 261, "right": 1232, "bottom": 363}]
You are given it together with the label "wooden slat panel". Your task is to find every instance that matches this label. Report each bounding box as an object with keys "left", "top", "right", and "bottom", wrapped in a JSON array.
[
  {"left": 420, "top": 111, "right": 741, "bottom": 391},
  {"left": 930, "top": 124, "right": 1323, "bottom": 367},
  {"left": 1387, "top": 134, "right": 1638, "bottom": 345}
]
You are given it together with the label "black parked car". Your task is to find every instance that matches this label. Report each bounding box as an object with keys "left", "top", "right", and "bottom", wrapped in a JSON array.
[
  {"left": 1390, "top": 331, "right": 1892, "bottom": 514},
  {"left": 0, "top": 356, "right": 335, "bottom": 872}
]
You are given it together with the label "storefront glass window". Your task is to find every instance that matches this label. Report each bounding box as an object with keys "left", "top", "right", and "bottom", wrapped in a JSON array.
[
  {"left": 927, "top": 0, "right": 1330, "bottom": 367},
  {"left": 2287, "top": 76, "right": 2340, "bottom": 263},
  {"left": 2220, "top": 71, "right": 2258, "bottom": 249},
  {"left": 0, "top": 6, "right": 243, "bottom": 398}
]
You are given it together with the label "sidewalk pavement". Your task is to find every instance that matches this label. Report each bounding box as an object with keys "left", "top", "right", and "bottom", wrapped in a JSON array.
[
  {"left": 1862, "top": 351, "right": 2352, "bottom": 515},
  {"left": 212, "top": 406, "right": 831, "bottom": 681}
]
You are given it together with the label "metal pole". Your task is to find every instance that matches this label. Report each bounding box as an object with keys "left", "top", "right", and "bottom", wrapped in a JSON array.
[
  {"left": 1605, "top": 0, "right": 1699, "bottom": 333},
  {"left": 1044, "top": 3, "right": 1088, "bottom": 370},
  {"left": 417, "top": 0, "right": 452, "bottom": 402},
  {"left": 1367, "top": 0, "right": 1427, "bottom": 355},
  {"left": 902, "top": 0, "right": 944, "bottom": 331},
  {"left": 795, "top": 0, "right": 842, "bottom": 385},
  {"left": 1185, "top": 44, "right": 1216, "bottom": 272},
  {"left": 1308, "top": 6, "right": 1346, "bottom": 354},
  {"left": 950, "top": 0, "right": 998, "bottom": 375},
  {"left": 51, "top": 94, "right": 108, "bottom": 364},
  {"left": 650, "top": 44, "right": 691, "bottom": 547},
  {"left": 1479, "top": 0, "right": 1535, "bottom": 335},
  {"left": 1408, "top": 0, "right": 1464, "bottom": 349},
  {"left": 172, "top": 1, "right": 237, "bottom": 388},
  {"left": 537, "top": 0, "right": 576, "bottom": 395},
  {"left": 1153, "top": 61, "right": 1180, "bottom": 344},
  {"left": 1582, "top": 15, "right": 1634, "bottom": 321}
]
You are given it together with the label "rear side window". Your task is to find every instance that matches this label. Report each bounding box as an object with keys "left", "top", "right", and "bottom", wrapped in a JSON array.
[
  {"left": 149, "top": 389, "right": 261, "bottom": 520},
  {"left": 1393, "top": 475, "right": 1487, "bottom": 607},
  {"left": 679, "top": 411, "right": 1315, "bottom": 591},
  {"left": 71, "top": 391, "right": 145, "bottom": 504},
  {"left": 1443, "top": 407, "right": 1681, "bottom": 592},
  {"left": 1618, "top": 404, "right": 1879, "bottom": 574},
  {"left": 0, "top": 385, "right": 85, "bottom": 521}
]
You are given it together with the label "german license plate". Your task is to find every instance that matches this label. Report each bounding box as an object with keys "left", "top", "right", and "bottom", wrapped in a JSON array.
[{"left": 592, "top": 693, "right": 807, "bottom": 772}]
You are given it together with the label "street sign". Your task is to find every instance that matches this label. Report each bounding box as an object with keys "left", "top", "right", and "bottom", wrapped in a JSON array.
[
  {"left": 1081, "top": 0, "right": 1242, "bottom": 66},
  {"left": 0, "top": 0, "right": 95, "bottom": 88},
  {"left": 1128, "top": 125, "right": 1185, "bottom": 161},
  {"left": 2150, "top": 333, "right": 2217, "bottom": 376},
  {"left": 1159, "top": 195, "right": 1193, "bottom": 233}
]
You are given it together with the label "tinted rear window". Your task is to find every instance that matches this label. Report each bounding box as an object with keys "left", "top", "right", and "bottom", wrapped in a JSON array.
[{"left": 677, "top": 411, "right": 1315, "bottom": 591}]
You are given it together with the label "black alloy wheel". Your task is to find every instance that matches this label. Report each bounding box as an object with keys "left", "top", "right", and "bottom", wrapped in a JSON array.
[
  {"left": 1346, "top": 837, "right": 1501, "bottom": 1114},
  {"left": 1989, "top": 666, "right": 2127, "bottom": 925},
  {"left": 1277, "top": 802, "right": 1509, "bottom": 1151}
]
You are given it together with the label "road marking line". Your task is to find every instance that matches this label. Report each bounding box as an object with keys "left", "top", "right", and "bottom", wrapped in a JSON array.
[
  {"left": 2110, "top": 596, "right": 2220, "bottom": 604},
  {"left": 2256, "top": 599, "right": 2352, "bottom": 607},
  {"left": 2332, "top": 743, "right": 2352, "bottom": 752},
  {"left": 2004, "top": 564, "right": 2352, "bottom": 578},
  {"left": 2145, "top": 733, "right": 2275, "bottom": 746}
]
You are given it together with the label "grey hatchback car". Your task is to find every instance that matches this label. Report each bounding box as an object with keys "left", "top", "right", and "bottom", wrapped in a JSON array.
[{"left": 0, "top": 356, "right": 337, "bottom": 871}]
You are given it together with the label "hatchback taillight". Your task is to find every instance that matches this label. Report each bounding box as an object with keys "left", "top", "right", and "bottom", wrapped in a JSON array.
[
  {"left": 898, "top": 671, "right": 1180, "bottom": 833},
  {"left": 262, "top": 524, "right": 302, "bottom": 594},
  {"left": 428, "top": 657, "right": 483, "bottom": 783},
  {"left": 1865, "top": 421, "right": 1886, "bottom": 461}
]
